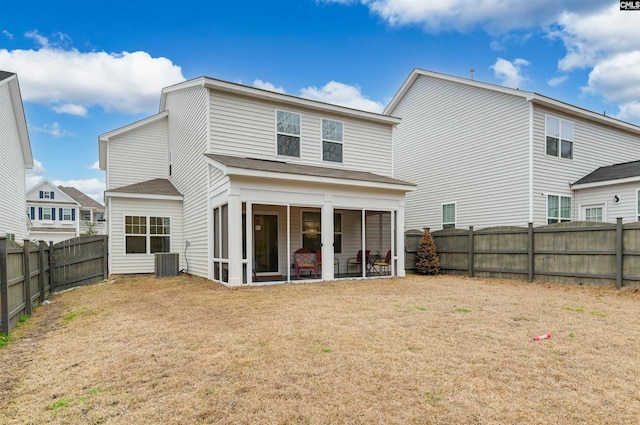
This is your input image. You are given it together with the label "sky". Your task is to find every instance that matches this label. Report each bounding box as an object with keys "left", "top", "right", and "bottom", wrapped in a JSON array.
[{"left": 1, "top": 0, "right": 639, "bottom": 202}]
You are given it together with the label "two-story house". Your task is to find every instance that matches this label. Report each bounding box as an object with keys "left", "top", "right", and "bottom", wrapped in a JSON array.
[
  {"left": 99, "top": 77, "right": 415, "bottom": 286},
  {"left": 58, "top": 186, "right": 106, "bottom": 235},
  {"left": 0, "top": 71, "right": 34, "bottom": 241},
  {"left": 386, "top": 68, "right": 640, "bottom": 231},
  {"left": 26, "top": 180, "right": 81, "bottom": 243}
]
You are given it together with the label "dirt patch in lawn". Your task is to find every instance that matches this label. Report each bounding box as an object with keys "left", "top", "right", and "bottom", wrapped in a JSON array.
[{"left": 2, "top": 274, "right": 640, "bottom": 424}]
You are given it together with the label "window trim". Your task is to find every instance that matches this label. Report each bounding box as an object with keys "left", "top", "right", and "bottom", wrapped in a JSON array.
[
  {"left": 580, "top": 203, "right": 605, "bottom": 222},
  {"left": 545, "top": 114, "right": 574, "bottom": 160},
  {"left": 124, "top": 215, "right": 171, "bottom": 255},
  {"left": 546, "top": 194, "right": 572, "bottom": 224},
  {"left": 275, "top": 109, "right": 301, "bottom": 158},
  {"left": 321, "top": 118, "right": 344, "bottom": 163},
  {"left": 43, "top": 207, "right": 53, "bottom": 221},
  {"left": 441, "top": 202, "right": 456, "bottom": 230}
]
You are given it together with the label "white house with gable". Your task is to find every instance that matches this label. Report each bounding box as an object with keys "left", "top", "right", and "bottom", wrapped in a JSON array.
[
  {"left": 26, "top": 180, "right": 81, "bottom": 243},
  {"left": 386, "top": 68, "right": 640, "bottom": 231},
  {"left": 99, "top": 76, "right": 415, "bottom": 285},
  {"left": 0, "top": 71, "right": 34, "bottom": 241}
]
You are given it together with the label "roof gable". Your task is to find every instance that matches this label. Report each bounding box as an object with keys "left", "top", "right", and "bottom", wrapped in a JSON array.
[
  {"left": 0, "top": 70, "right": 33, "bottom": 168},
  {"left": 386, "top": 68, "right": 640, "bottom": 136},
  {"left": 26, "top": 179, "right": 79, "bottom": 204}
]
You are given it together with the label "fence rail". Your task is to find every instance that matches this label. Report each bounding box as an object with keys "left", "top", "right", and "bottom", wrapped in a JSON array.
[
  {"left": 406, "top": 219, "right": 640, "bottom": 288},
  {"left": 0, "top": 235, "right": 108, "bottom": 333}
]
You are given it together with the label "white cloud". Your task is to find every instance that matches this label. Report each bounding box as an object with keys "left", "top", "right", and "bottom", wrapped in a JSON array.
[
  {"left": 89, "top": 161, "right": 100, "bottom": 170},
  {"left": 25, "top": 159, "right": 45, "bottom": 188},
  {"left": 2, "top": 30, "right": 13, "bottom": 39},
  {"left": 253, "top": 79, "right": 285, "bottom": 93},
  {"left": 0, "top": 34, "right": 185, "bottom": 115},
  {"left": 490, "top": 58, "right": 530, "bottom": 89},
  {"left": 52, "top": 178, "right": 105, "bottom": 203},
  {"left": 52, "top": 103, "right": 88, "bottom": 117},
  {"left": 321, "top": 0, "right": 609, "bottom": 33},
  {"left": 547, "top": 76, "right": 568, "bottom": 87},
  {"left": 299, "top": 81, "right": 384, "bottom": 113},
  {"left": 30, "top": 122, "right": 72, "bottom": 138}
]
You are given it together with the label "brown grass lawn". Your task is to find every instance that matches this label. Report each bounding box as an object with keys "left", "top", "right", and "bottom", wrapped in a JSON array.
[{"left": 2, "top": 274, "right": 640, "bottom": 424}]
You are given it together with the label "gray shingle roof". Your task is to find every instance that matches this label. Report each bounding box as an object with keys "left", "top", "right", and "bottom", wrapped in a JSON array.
[
  {"left": 0, "top": 70, "right": 15, "bottom": 82},
  {"left": 107, "top": 178, "right": 182, "bottom": 196},
  {"left": 573, "top": 160, "right": 640, "bottom": 186},
  {"left": 204, "top": 154, "right": 415, "bottom": 187},
  {"left": 58, "top": 186, "right": 104, "bottom": 211}
]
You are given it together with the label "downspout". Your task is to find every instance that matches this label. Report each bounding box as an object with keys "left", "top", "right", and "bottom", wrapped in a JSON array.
[{"left": 528, "top": 100, "right": 534, "bottom": 224}]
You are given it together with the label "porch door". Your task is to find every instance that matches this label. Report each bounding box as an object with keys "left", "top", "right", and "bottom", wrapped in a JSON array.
[{"left": 254, "top": 214, "right": 279, "bottom": 274}]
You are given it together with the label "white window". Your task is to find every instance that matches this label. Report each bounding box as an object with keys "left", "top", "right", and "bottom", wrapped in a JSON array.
[
  {"left": 43, "top": 207, "right": 52, "bottom": 221},
  {"left": 547, "top": 195, "right": 571, "bottom": 224},
  {"left": 584, "top": 207, "right": 603, "bottom": 222},
  {"left": 125, "top": 216, "right": 171, "bottom": 254},
  {"left": 442, "top": 203, "right": 456, "bottom": 229},
  {"left": 276, "top": 110, "right": 301, "bottom": 157},
  {"left": 546, "top": 115, "right": 574, "bottom": 159},
  {"left": 84, "top": 212, "right": 91, "bottom": 221},
  {"left": 63, "top": 208, "right": 72, "bottom": 221},
  {"left": 322, "top": 119, "right": 343, "bottom": 163}
]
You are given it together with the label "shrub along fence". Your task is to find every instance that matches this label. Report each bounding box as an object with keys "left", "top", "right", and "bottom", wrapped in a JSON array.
[
  {"left": 0, "top": 235, "right": 108, "bottom": 333},
  {"left": 406, "top": 219, "right": 640, "bottom": 289}
]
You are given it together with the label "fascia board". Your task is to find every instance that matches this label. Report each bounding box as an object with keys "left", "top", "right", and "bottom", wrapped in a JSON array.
[
  {"left": 104, "top": 191, "right": 184, "bottom": 201},
  {"left": 4, "top": 75, "right": 34, "bottom": 168},
  {"left": 224, "top": 166, "right": 416, "bottom": 192},
  {"left": 571, "top": 176, "right": 640, "bottom": 190}
]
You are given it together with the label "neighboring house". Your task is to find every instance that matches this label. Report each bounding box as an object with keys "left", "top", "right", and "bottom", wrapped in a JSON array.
[
  {"left": 386, "top": 68, "right": 640, "bottom": 230},
  {"left": 26, "top": 180, "right": 81, "bottom": 243},
  {"left": 99, "top": 76, "right": 415, "bottom": 285},
  {"left": 58, "top": 186, "right": 106, "bottom": 235},
  {"left": 0, "top": 71, "right": 34, "bottom": 241}
]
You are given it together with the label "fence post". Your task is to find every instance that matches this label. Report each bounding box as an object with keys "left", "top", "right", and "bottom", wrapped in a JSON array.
[
  {"left": 102, "top": 236, "right": 108, "bottom": 280},
  {"left": 38, "top": 241, "right": 45, "bottom": 303},
  {"left": 0, "top": 237, "right": 8, "bottom": 334},
  {"left": 468, "top": 226, "right": 474, "bottom": 277},
  {"left": 23, "top": 240, "right": 32, "bottom": 316},
  {"left": 49, "top": 240, "right": 55, "bottom": 293},
  {"left": 616, "top": 218, "right": 623, "bottom": 290},
  {"left": 528, "top": 223, "right": 534, "bottom": 282}
]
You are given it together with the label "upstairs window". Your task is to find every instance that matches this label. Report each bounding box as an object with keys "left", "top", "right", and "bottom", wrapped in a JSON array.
[
  {"left": 62, "top": 208, "right": 72, "bottom": 221},
  {"left": 546, "top": 115, "right": 574, "bottom": 159},
  {"left": 547, "top": 195, "right": 571, "bottom": 224},
  {"left": 322, "top": 119, "right": 343, "bottom": 163},
  {"left": 276, "top": 110, "right": 301, "bottom": 157},
  {"left": 39, "top": 191, "right": 54, "bottom": 199},
  {"left": 442, "top": 203, "right": 456, "bottom": 229}
]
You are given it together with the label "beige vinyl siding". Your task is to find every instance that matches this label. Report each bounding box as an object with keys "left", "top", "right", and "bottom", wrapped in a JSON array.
[
  {"left": 0, "top": 83, "right": 28, "bottom": 239},
  {"left": 532, "top": 106, "right": 640, "bottom": 226},
  {"left": 574, "top": 182, "right": 639, "bottom": 223},
  {"left": 107, "top": 118, "right": 168, "bottom": 190},
  {"left": 210, "top": 91, "right": 393, "bottom": 176},
  {"left": 392, "top": 74, "right": 531, "bottom": 231},
  {"left": 109, "top": 197, "right": 183, "bottom": 274},
  {"left": 165, "top": 86, "right": 209, "bottom": 278}
]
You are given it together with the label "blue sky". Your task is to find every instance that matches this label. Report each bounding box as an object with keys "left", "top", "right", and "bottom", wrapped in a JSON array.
[{"left": 1, "top": 0, "right": 638, "bottom": 201}]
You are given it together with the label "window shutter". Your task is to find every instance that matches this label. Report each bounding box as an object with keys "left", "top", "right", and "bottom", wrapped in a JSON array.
[
  {"left": 52, "top": 209, "right": 55, "bottom": 221},
  {"left": 59, "top": 208, "right": 63, "bottom": 221},
  {"left": 72, "top": 209, "right": 76, "bottom": 221},
  {"left": 38, "top": 208, "right": 42, "bottom": 220},
  {"left": 39, "top": 191, "right": 43, "bottom": 199},
  {"left": 51, "top": 191, "right": 55, "bottom": 199},
  {"left": 30, "top": 207, "right": 35, "bottom": 220}
]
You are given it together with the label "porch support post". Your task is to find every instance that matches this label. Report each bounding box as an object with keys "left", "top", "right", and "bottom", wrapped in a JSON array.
[
  {"left": 395, "top": 203, "right": 406, "bottom": 277},
  {"left": 246, "top": 202, "right": 253, "bottom": 285},
  {"left": 321, "top": 198, "right": 334, "bottom": 280},
  {"left": 361, "top": 209, "right": 367, "bottom": 278},
  {"left": 227, "top": 190, "right": 243, "bottom": 287}
]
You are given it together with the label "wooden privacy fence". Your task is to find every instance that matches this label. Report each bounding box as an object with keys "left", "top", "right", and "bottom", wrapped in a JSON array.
[
  {"left": 0, "top": 235, "right": 108, "bottom": 333},
  {"left": 406, "top": 219, "right": 640, "bottom": 289}
]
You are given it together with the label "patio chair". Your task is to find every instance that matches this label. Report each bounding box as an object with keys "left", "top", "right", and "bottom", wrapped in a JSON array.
[
  {"left": 294, "top": 248, "right": 318, "bottom": 279},
  {"left": 316, "top": 249, "right": 340, "bottom": 277},
  {"left": 373, "top": 250, "right": 392, "bottom": 276},
  {"left": 347, "top": 249, "right": 370, "bottom": 275}
]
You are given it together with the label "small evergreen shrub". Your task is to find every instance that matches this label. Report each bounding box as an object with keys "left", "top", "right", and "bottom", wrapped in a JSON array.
[{"left": 416, "top": 228, "right": 440, "bottom": 275}]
